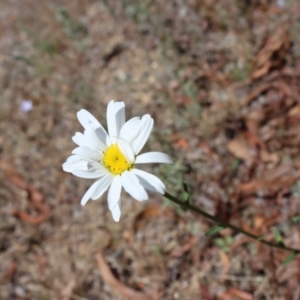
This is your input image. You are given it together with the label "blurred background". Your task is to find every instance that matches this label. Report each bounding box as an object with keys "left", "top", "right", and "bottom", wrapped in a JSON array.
[{"left": 1, "top": 0, "right": 300, "bottom": 299}]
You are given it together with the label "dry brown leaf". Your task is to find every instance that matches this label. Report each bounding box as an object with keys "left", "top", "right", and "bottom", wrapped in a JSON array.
[
  {"left": 276, "top": 80, "right": 297, "bottom": 99},
  {"left": 244, "top": 109, "right": 265, "bottom": 134},
  {"left": 171, "top": 134, "right": 189, "bottom": 150},
  {"left": 239, "top": 173, "right": 299, "bottom": 195},
  {"left": 96, "top": 252, "right": 160, "bottom": 300},
  {"left": 227, "top": 288, "right": 253, "bottom": 300},
  {"left": 253, "top": 213, "right": 281, "bottom": 235},
  {"left": 11, "top": 180, "right": 50, "bottom": 225},
  {"left": 262, "top": 164, "right": 293, "bottom": 182},
  {"left": 60, "top": 278, "right": 76, "bottom": 300},
  {"left": 242, "top": 131, "right": 263, "bottom": 147},
  {"left": 4, "top": 262, "right": 16, "bottom": 282},
  {"left": 254, "top": 214, "right": 265, "bottom": 230},
  {"left": 252, "top": 25, "right": 290, "bottom": 79},
  {"left": 288, "top": 105, "right": 300, "bottom": 116},
  {"left": 219, "top": 250, "right": 230, "bottom": 275},
  {"left": 12, "top": 211, "right": 47, "bottom": 225},
  {"left": 227, "top": 137, "right": 254, "bottom": 163},
  {"left": 200, "top": 284, "right": 213, "bottom": 300},
  {"left": 28, "top": 185, "right": 50, "bottom": 217},
  {"left": 6, "top": 171, "right": 28, "bottom": 190},
  {"left": 245, "top": 83, "right": 273, "bottom": 105},
  {"left": 174, "top": 137, "right": 188, "bottom": 150},
  {"left": 252, "top": 60, "right": 273, "bottom": 79},
  {"left": 260, "top": 149, "right": 279, "bottom": 164}
]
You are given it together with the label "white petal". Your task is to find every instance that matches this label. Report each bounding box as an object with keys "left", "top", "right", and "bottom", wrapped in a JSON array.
[
  {"left": 72, "top": 146, "right": 103, "bottom": 161},
  {"left": 66, "top": 154, "right": 98, "bottom": 164},
  {"left": 62, "top": 160, "right": 88, "bottom": 172},
  {"left": 131, "top": 169, "right": 165, "bottom": 194},
  {"left": 89, "top": 161, "right": 107, "bottom": 169},
  {"left": 66, "top": 155, "right": 83, "bottom": 163},
  {"left": 106, "top": 100, "right": 125, "bottom": 141},
  {"left": 81, "top": 180, "right": 102, "bottom": 206},
  {"left": 120, "top": 117, "right": 141, "bottom": 143},
  {"left": 77, "top": 109, "right": 103, "bottom": 130},
  {"left": 106, "top": 134, "right": 112, "bottom": 147},
  {"left": 91, "top": 173, "right": 114, "bottom": 200},
  {"left": 117, "top": 138, "right": 135, "bottom": 163},
  {"left": 114, "top": 102, "right": 125, "bottom": 135},
  {"left": 84, "top": 127, "right": 106, "bottom": 151},
  {"left": 135, "top": 152, "right": 173, "bottom": 164},
  {"left": 120, "top": 171, "right": 148, "bottom": 201},
  {"left": 95, "top": 127, "right": 109, "bottom": 145},
  {"left": 108, "top": 176, "right": 122, "bottom": 210},
  {"left": 72, "top": 167, "right": 108, "bottom": 179},
  {"left": 110, "top": 203, "right": 121, "bottom": 222},
  {"left": 72, "top": 132, "right": 89, "bottom": 146},
  {"left": 131, "top": 115, "right": 153, "bottom": 155}
]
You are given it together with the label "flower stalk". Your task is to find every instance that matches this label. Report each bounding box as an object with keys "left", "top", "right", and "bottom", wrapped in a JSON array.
[{"left": 164, "top": 191, "right": 300, "bottom": 254}]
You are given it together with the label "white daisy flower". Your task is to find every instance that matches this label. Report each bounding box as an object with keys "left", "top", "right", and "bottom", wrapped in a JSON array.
[{"left": 62, "top": 100, "right": 173, "bottom": 222}]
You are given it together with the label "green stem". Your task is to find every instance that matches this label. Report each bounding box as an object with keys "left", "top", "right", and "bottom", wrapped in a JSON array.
[{"left": 164, "top": 191, "right": 300, "bottom": 254}]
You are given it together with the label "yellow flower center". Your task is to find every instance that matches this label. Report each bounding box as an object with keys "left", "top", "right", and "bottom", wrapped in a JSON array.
[{"left": 103, "top": 144, "right": 132, "bottom": 175}]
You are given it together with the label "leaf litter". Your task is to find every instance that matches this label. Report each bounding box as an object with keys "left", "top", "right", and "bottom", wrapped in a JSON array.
[{"left": 0, "top": 0, "right": 300, "bottom": 299}]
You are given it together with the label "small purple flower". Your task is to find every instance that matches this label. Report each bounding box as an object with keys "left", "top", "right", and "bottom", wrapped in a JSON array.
[{"left": 19, "top": 100, "right": 33, "bottom": 112}]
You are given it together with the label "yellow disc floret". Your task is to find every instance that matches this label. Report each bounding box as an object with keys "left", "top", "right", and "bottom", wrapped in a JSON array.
[{"left": 103, "top": 144, "right": 132, "bottom": 175}]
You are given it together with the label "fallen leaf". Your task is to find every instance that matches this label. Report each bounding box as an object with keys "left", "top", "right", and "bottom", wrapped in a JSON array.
[
  {"left": 245, "top": 83, "right": 273, "bottom": 105},
  {"left": 244, "top": 109, "right": 265, "bottom": 134},
  {"left": 175, "top": 137, "right": 188, "bottom": 150},
  {"left": 6, "top": 171, "right": 28, "bottom": 190},
  {"left": 228, "top": 288, "right": 253, "bottom": 300},
  {"left": 60, "top": 278, "right": 76, "bottom": 300},
  {"left": 200, "top": 284, "right": 213, "bottom": 300},
  {"left": 7, "top": 172, "right": 51, "bottom": 225},
  {"left": 252, "top": 25, "right": 290, "bottom": 79},
  {"left": 11, "top": 211, "right": 46, "bottom": 225},
  {"left": 260, "top": 149, "right": 279, "bottom": 164},
  {"left": 262, "top": 164, "right": 293, "bottom": 182},
  {"left": 171, "top": 134, "right": 189, "bottom": 150},
  {"left": 239, "top": 175, "right": 299, "bottom": 195},
  {"left": 227, "top": 137, "right": 254, "bottom": 163},
  {"left": 219, "top": 250, "right": 230, "bottom": 275},
  {"left": 4, "top": 261, "right": 16, "bottom": 282},
  {"left": 96, "top": 252, "right": 160, "bottom": 300}
]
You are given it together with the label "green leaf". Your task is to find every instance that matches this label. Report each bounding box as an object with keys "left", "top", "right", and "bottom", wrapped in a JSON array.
[
  {"left": 292, "top": 215, "right": 300, "bottom": 223},
  {"left": 281, "top": 252, "right": 297, "bottom": 266},
  {"left": 272, "top": 227, "right": 285, "bottom": 247},
  {"left": 256, "top": 234, "right": 266, "bottom": 241},
  {"left": 272, "top": 227, "right": 284, "bottom": 244},
  {"left": 225, "top": 236, "right": 234, "bottom": 244},
  {"left": 205, "top": 225, "right": 225, "bottom": 237},
  {"left": 214, "top": 238, "right": 225, "bottom": 247},
  {"left": 182, "top": 181, "right": 190, "bottom": 202}
]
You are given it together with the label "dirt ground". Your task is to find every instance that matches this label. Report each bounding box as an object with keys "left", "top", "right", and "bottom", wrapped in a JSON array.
[{"left": 1, "top": 0, "right": 300, "bottom": 299}]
